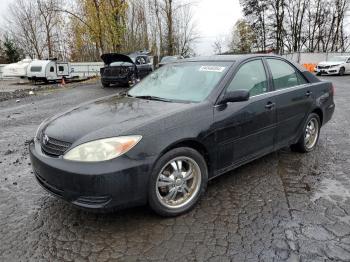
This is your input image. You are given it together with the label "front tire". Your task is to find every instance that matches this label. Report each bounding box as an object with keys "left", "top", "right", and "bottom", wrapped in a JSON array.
[
  {"left": 102, "top": 82, "right": 110, "bottom": 88},
  {"left": 339, "top": 67, "right": 345, "bottom": 76},
  {"left": 291, "top": 113, "right": 321, "bottom": 153},
  {"left": 148, "top": 147, "right": 208, "bottom": 216}
]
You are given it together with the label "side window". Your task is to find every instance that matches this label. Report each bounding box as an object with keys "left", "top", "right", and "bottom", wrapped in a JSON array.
[
  {"left": 227, "top": 59, "right": 268, "bottom": 96},
  {"left": 267, "top": 59, "right": 306, "bottom": 90},
  {"left": 50, "top": 66, "right": 54, "bottom": 72},
  {"left": 30, "top": 66, "right": 42, "bottom": 72},
  {"left": 58, "top": 66, "right": 64, "bottom": 72},
  {"left": 347, "top": 58, "right": 350, "bottom": 63},
  {"left": 296, "top": 72, "right": 307, "bottom": 85}
]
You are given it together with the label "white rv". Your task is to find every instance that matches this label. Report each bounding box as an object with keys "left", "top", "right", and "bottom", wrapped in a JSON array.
[
  {"left": 27, "top": 59, "right": 71, "bottom": 82},
  {"left": 2, "top": 58, "right": 32, "bottom": 78}
]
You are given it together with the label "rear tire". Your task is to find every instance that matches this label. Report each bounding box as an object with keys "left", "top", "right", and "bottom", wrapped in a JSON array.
[
  {"left": 148, "top": 147, "right": 208, "bottom": 217},
  {"left": 291, "top": 113, "right": 321, "bottom": 153}
]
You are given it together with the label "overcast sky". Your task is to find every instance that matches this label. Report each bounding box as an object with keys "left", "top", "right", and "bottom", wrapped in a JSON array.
[
  {"left": 193, "top": 0, "right": 242, "bottom": 55},
  {"left": 0, "top": 0, "right": 242, "bottom": 56}
]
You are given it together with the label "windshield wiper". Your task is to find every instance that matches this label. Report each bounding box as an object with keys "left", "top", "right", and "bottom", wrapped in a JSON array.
[{"left": 133, "top": 95, "right": 172, "bottom": 102}]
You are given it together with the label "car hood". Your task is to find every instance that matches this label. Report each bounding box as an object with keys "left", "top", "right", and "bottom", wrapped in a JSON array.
[
  {"left": 101, "top": 53, "right": 134, "bottom": 65},
  {"left": 42, "top": 94, "right": 192, "bottom": 144},
  {"left": 318, "top": 61, "right": 343, "bottom": 66}
]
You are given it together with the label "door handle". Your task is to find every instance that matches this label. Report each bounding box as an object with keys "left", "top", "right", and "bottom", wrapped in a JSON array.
[
  {"left": 306, "top": 91, "right": 312, "bottom": 97},
  {"left": 265, "top": 102, "right": 275, "bottom": 110}
]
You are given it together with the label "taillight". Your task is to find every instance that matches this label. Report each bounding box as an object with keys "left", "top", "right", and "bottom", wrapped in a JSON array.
[{"left": 331, "top": 84, "right": 335, "bottom": 96}]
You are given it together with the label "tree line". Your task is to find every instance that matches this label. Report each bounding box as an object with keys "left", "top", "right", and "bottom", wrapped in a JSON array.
[
  {"left": 0, "top": 0, "right": 349, "bottom": 63},
  {"left": 0, "top": 0, "right": 197, "bottom": 63},
  {"left": 225, "top": 0, "right": 350, "bottom": 54}
]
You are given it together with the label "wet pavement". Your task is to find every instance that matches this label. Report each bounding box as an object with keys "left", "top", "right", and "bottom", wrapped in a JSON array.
[{"left": 0, "top": 77, "right": 349, "bottom": 261}]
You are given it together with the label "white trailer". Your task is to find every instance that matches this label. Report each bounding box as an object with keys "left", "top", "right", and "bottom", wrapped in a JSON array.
[
  {"left": 27, "top": 59, "right": 72, "bottom": 82},
  {"left": 2, "top": 58, "right": 32, "bottom": 78},
  {"left": 70, "top": 62, "right": 104, "bottom": 79},
  {"left": 26, "top": 59, "right": 105, "bottom": 82}
]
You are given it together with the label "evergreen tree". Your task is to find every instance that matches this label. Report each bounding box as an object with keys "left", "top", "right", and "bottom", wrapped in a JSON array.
[{"left": 2, "top": 36, "right": 23, "bottom": 63}]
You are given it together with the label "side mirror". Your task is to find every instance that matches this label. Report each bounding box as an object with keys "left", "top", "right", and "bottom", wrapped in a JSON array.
[{"left": 221, "top": 90, "right": 250, "bottom": 104}]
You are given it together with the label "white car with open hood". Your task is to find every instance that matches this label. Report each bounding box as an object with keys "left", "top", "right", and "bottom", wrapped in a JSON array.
[{"left": 315, "top": 56, "right": 350, "bottom": 76}]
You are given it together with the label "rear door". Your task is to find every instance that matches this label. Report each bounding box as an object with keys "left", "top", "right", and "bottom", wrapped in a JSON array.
[
  {"left": 265, "top": 58, "right": 313, "bottom": 148},
  {"left": 213, "top": 59, "right": 277, "bottom": 170}
]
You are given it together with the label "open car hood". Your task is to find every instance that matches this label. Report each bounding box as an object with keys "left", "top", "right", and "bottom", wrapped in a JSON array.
[{"left": 101, "top": 53, "right": 134, "bottom": 65}]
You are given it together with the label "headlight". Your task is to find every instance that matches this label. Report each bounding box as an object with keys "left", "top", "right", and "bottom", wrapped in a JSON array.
[
  {"left": 330, "top": 65, "right": 340, "bottom": 68},
  {"left": 35, "top": 120, "right": 47, "bottom": 140},
  {"left": 63, "top": 136, "right": 142, "bottom": 162}
]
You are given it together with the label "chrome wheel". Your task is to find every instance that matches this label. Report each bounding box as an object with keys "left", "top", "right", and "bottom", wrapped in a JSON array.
[
  {"left": 156, "top": 157, "right": 201, "bottom": 209},
  {"left": 304, "top": 118, "right": 319, "bottom": 150}
]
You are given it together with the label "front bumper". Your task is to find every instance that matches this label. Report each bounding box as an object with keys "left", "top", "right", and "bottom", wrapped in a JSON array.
[
  {"left": 101, "top": 76, "right": 132, "bottom": 85},
  {"left": 314, "top": 67, "right": 340, "bottom": 75},
  {"left": 29, "top": 141, "right": 153, "bottom": 211}
]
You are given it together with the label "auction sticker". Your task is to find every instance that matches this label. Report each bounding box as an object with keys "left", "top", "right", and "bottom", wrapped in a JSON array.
[{"left": 199, "top": 66, "right": 226, "bottom": 72}]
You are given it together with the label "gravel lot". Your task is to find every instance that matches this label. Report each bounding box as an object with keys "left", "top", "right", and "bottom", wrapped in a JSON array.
[{"left": 0, "top": 76, "right": 349, "bottom": 261}]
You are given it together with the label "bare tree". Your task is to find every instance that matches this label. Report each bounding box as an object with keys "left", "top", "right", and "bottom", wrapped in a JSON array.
[
  {"left": 37, "top": 0, "right": 61, "bottom": 58},
  {"left": 5, "top": 0, "right": 68, "bottom": 59},
  {"left": 173, "top": 3, "right": 198, "bottom": 57},
  {"left": 212, "top": 39, "right": 223, "bottom": 55},
  {"left": 240, "top": 0, "right": 350, "bottom": 53},
  {"left": 7, "top": 0, "right": 45, "bottom": 59}
]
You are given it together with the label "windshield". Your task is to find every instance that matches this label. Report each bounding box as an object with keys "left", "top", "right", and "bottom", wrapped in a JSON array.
[
  {"left": 128, "top": 62, "right": 231, "bottom": 102},
  {"left": 328, "top": 56, "right": 348, "bottom": 62}
]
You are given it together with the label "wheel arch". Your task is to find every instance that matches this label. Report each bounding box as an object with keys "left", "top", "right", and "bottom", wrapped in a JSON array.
[
  {"left": 158, "top": 139, "right": 212, "bottom": 175},
  {"left": 311, "top": 107, "right": 323, "bottom": 125}
]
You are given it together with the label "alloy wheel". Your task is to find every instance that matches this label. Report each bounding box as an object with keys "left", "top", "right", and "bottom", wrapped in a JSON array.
[
  {"left": 156, "top": 156, "right": 201, "bottom": 209},
  {"left": 304, "top": 118, "right": 319, "bottom": 150}
]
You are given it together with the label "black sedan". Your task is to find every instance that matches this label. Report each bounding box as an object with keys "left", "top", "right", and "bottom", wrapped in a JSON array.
[
  {"left": 29, "top": 55, "right": 335, "bottom": 216},
  {"left": 100, "top": 53, "right": 153, "bottom": 88}
]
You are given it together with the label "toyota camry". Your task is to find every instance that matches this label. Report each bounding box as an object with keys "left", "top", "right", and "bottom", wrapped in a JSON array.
[{"left": 29, "top": 55, "right": 335, "bottom": 216}]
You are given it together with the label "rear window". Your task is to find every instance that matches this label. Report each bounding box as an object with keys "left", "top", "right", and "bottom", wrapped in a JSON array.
[{"left": 30, "top": 66, "right": 42, "bottom": 72}]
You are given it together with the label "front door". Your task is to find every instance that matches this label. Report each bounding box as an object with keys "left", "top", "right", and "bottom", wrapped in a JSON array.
[{"left": 213, "top": 59, "right": 276, "bottom": 171}]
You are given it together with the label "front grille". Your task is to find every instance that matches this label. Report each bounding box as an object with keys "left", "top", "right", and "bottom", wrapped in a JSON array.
[
  {"left": 318, "top": 65, "right": 330, "bottom": 69},
  {"left": 41, "top": 135, "right": 71, "bottom": 157}
]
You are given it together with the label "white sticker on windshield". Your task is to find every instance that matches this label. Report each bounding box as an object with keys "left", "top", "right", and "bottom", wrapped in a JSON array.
[{"left": 199, "top": 66, "right": 226, "bottom": 72}]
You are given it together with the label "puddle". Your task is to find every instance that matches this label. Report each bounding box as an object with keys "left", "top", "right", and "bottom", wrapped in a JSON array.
[{"left": 311, "top": 178, "right": 350, "bottom": 203}]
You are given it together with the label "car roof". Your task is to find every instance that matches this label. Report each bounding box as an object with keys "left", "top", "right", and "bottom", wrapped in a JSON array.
[
  {"left": 174, "top": 54, "right": 307, "bottom": 73},
  {"left": 182, "top": 54, "right": 282, "bottom": 62}
]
